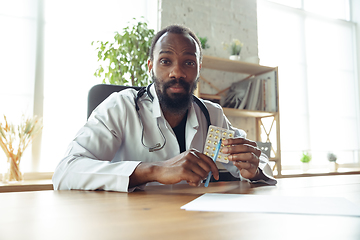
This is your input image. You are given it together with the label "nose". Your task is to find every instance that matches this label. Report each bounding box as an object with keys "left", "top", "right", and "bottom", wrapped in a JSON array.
[{"left": 169, "top": 63, "right": 186, "bottom": 79}]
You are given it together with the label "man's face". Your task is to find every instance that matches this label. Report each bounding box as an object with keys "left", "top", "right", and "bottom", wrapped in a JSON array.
[{"left": 148, "top": 32, "right": 201, "bottom": 115}]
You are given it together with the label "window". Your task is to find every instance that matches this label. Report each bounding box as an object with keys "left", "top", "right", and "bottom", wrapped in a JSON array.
[
  {"left": 0, "top": 0, "right": 158, "bottom": 174},
  {"left": 257, "top": 0, "right": 360, "bottom": 172}
]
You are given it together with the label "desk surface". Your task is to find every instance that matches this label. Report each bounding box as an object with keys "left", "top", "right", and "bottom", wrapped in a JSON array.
[{"left": 1, "top": 174, "right": 360, "bottom": 240}]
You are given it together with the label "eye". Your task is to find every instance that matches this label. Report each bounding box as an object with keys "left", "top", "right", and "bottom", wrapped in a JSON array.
[
  {"left": 160, "top": 59, "right": 170, "bottom": 65},
  {"left": 185, "top": 61, "right": 196, "bottom": 67}
]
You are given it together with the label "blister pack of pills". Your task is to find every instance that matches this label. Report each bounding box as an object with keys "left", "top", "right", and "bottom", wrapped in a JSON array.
[{"left": 203, "top": 125, "right": 235, "bottom": 163}]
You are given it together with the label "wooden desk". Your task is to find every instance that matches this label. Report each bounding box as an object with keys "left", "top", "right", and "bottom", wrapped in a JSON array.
[
  {"left": 1, "top": 175, "right": 359, "bottom": 240},
  {"left": 0, "top": 179, "right": 53, "bottom": 193}
]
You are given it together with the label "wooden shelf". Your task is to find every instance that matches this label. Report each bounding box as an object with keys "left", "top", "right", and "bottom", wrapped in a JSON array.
[
  {"left": 223, "top": 107, "right": 276, "bottom": 118},
  {"left": 200, "top": 55, "right": 282, "bottom": 176},
  {"left": 277, "top": 170, "right": 360, "bottom": 179},
  {"left": 202, "top": 55, "right": 275, "bottom": 75}
]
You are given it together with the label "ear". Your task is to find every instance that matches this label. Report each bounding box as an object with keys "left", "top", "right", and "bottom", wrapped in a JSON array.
[{"left": 148, "top": 59, "right": 153, "bottom": 73}]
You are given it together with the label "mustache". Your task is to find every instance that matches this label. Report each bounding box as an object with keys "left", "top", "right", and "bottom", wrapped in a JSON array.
[{"left": 163, "top": 78, "right": 191, "bottom": 92}]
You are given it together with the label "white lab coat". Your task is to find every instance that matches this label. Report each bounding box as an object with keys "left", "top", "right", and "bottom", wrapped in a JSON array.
[{"left": 52, "top": 84, "right": 276, "bottom": 192}]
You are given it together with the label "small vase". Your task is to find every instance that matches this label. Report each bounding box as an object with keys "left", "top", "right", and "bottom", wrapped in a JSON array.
[
  {"left": 229, "top": 55, "right": 241, "bottom": 61},
  {"left": 2, "top": 155, "right": 23, "bottom": 183},
  {"left": 301, "top": 162, "right": 310, "bottom": 172},
  {"left": 329, "top": 162, "right": 338, "bottom": 172}
]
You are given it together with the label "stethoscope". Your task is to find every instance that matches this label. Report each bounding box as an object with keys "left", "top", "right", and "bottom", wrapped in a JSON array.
[
  {"left": 134, "top": 83, "right": 211, "bottom": 152},
  {"left": 135, "top": 83, "right": 166, "bottom": 152}
]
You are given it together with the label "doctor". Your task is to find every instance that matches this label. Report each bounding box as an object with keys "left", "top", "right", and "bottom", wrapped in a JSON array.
[{"left": 52, "top": 25, "right": 276, "bottom": 192}]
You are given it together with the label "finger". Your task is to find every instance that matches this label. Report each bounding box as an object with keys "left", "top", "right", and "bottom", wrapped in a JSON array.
[
  {"left": 233, "top": 161, "right": 258, "bottom": 179},
  {"left": 228, "top": 152, "right": 260, "bottom": 163},
  {"left": 178, "top": 169, "right": 204, "bottom": 186},
  {"left": 222, "top": 137, "right": 257, "bottom": 147},
  {"left": 182, "top": 159, "right": 209, "bottom": 180},
  {"left": 188, "top": 149, "right": 219, "bottom": 179},
  {"left": 187, "top": 180, "right": 201, "bottom": 187},
  {"left": 222, "top": 144, "right": 261, "bottom": 158},
  {"left": 239, "top": 167, "right": 259, "bottom": 180},
  {"left": 192, "top": 150, "right": 219, "bottom": 180},
  {"left": 181, "top": 150, "right": 216, "bottom": 181},
  {"left": 233, "top": 160, "right": 257, "bottom": 170}
]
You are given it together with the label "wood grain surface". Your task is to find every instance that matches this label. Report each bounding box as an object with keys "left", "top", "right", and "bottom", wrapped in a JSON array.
[{"left": 1, "top": 175, "right": 359, "bottom": 240}]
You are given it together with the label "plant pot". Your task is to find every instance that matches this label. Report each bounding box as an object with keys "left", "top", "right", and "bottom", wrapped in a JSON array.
[
  {"left": 329, "top": 162, "right": 338, "bottom": 172},
  {"left": 229, "top": 55, "right": 241, "bottom": 61},
  {"left": 301, "top": 162, "right": 310, "bottom": 172}
]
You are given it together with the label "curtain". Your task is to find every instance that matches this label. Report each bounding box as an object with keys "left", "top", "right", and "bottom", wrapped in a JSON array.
[
  {"left": 257, "top": 0, "right": 359, "bottom": 169},
  {"left": 0, "top": 0, "right": 158, "bottom": 173}
]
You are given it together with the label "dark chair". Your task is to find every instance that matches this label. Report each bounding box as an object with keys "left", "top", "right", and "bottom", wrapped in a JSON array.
[
  {"left": 256, "top": 141, "right": 272, "bottom": 158},
  {"left": 87, "top": 84, "right": 142, "bottom": 119}
]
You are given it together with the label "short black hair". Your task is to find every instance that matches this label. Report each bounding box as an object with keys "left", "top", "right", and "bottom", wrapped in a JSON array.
[{"left": 149, "top": 25, "right": 202, "bottom": 62}]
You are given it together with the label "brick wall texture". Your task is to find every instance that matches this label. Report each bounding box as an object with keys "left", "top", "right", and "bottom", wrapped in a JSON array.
[{"left": 159, "top": 0, "right": 259, "bottom": 59}]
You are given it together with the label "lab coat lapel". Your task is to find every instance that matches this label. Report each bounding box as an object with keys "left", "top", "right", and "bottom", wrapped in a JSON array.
[
  {"left": 149, "top": 84, "right": 162, "bottom": 119},
  {"left": 149, "top": 84, "right": 180, "bottom": 154},
  {"left": 149, "top": 84, "right": 198, "bottom": 153},
  {"left": 185, "top": 102, "right": 199, "bottom": 150}
]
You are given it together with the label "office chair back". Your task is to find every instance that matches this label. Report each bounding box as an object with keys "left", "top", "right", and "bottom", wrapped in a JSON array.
[
  {"left": 87, "top": 84, "right": 142, "bottom": 119},
  {"left": 256, "top": 141, "right": 272, "bottom": 158}
]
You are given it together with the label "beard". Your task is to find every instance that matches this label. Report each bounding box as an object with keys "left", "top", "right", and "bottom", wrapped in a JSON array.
[{"left": 152, "top": 72, "right": 198, "bottom": 116}]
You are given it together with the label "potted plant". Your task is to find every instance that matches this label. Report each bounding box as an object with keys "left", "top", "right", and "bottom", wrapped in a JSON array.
[
  {"left": 327, "top": 152, "right": 338, "bottom": 172},
  {"left": 222, "top": 39, "right": 243, "bottom": 60},
  {"left": 300, "top": 151, "right": 312, "bottom": 172},
  {"left": 0, "top": 115, "right": 42, "bottom": 182},
  {"left": 92, "top": 17, "right": 155, "bottom": 86}
]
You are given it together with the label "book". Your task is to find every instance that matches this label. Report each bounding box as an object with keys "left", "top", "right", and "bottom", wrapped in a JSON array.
[
  {"left": 247, "top": 78, "right": 261, "bottom": 110},
  {"left": 222, "top": 70, "right": 277, "bottom": 112},
  {"left": 237, "top": 80, "right": 252, "bottom": 109},
  {"left": 265, "top": 71, "right": 277, "bottom": 112},
  {"left": 222, "top": 79, "right": 252, "bottom": 109}
]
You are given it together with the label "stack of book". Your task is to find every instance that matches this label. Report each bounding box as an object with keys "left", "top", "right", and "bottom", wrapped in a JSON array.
[{"left": 222, "top": 71, "right": 277, "bottom": 112}]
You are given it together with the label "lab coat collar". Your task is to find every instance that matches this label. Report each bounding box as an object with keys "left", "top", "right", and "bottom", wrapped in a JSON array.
[
  {"left": 186, "top": 101, "right": 200, "bottom": 149},
  {"left": 187, "top": 101, "right": 199, "bottom": 130}
]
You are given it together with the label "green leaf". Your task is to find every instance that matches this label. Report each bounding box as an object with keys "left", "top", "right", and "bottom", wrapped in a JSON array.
[{"left": 91, "top": 17, "right": 154, "bottom": 86}]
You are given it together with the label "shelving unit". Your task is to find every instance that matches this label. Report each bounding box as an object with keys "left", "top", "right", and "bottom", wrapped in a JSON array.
[{"left": 198, "top": 55, "right": 282, "bottom": 176}]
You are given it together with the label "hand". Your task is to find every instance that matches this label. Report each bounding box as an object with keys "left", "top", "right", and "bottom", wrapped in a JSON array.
[
  {"left": 154, "top": 148, "right": 219, "bottom": 187},
  {"left": 130, "top": 148, "right": 219, "bottom": 188},
  {"left": 221, "top": 138, "right": 261, "bottom": 180}
]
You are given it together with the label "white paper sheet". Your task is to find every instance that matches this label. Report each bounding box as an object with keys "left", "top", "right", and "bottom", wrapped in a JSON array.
[{"left": 181, "top": 193, "right": 360, "bottom": 217}]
